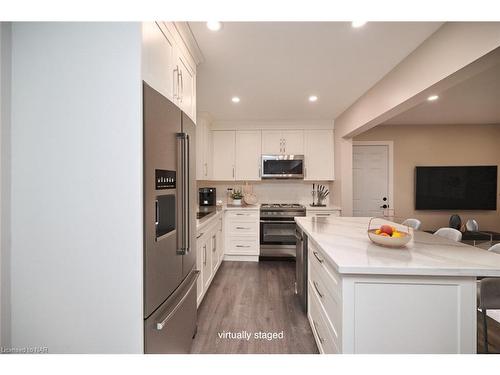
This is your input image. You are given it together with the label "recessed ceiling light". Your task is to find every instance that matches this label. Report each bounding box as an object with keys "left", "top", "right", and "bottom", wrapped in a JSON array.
[
  {"left": 308, "top": 95, "right": 318, "bottom": 102},
  {"left": 231, "top": 96, "right": 240, "bottom": 103},
  {"left": 352, "top": 21, "right": 367, "bottom": 28},
  {"left": 427, "top": 95, "right": 439, "bottom": 101},
  {"left": 206, "top": 21, "right": 222, "bottom": 31}
]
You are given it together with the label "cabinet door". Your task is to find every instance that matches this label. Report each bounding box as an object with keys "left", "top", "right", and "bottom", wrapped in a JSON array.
[
  {"left": 211, "top": 231, "right": 218, "bottom": 273},
  {"left": 202, "top": 238, "right": 212, "bottom": 290},
  {"left": 283, "top": 130, "right": 304, "bottom": 154},
  {"left": 212, "top": 131, "right": 235, "bottom": 180},
  {"left": 262, "top": 130, "right": 283, "bottom": 154},
  {"left": 142, "top": 22, "right": 174, "bottom": 100},
  {"left": 196, "top": 118, "right": 211, "bottom": 180},
  {"left": 216, "top": 218, "right": 223, "bottom": 265},
  {"left": 235, "top": 130, "right": 262, "bottom": 180},
  {"left": 196, "top": 236, "right": 204, "bottom": 303},
  {"left": 304, "top": 130, "right": 334, "bottom": 180},
  {"left": 177, "top": 52, "right": 196, "bottom": 122}
]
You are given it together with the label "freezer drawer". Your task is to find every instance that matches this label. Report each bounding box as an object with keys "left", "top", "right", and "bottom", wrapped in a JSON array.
[{"left": 144, "top": 269, "right": 200, "bottom": 354}]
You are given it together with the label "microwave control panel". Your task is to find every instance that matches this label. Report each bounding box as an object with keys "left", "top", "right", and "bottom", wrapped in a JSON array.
[{"left": 155, "top": 169, "right": 176, "bottom": 190}]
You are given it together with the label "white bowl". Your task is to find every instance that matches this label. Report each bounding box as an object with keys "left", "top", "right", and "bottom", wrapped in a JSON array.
[{"left": 367, "top": 229, "right": 411, "bottom": 248}]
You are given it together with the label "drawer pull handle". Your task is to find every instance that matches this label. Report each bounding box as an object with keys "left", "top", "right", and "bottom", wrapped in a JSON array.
[
  {"left": 313, "top": 281, "right": 324, "bottom": 298},
  {"left": 236, "top": 245, "right": 251, "bottom": 248},
  {"left": 196, "top": 232, "right": 204, "bottom": 239},
  {"left": 316, "top": 213, "right": 330, "bottom": 216},
  {"left": 313, "top": 251, "right": 324, "bottom": 263},
  {"left": 236, "top": 226, "right": 250, "bottom": 229},
  {"left": 312, "top": 320, "right": 325, "bottom": 344}
]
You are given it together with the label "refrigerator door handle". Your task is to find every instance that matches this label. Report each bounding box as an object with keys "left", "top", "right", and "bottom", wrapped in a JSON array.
[
  {"left": 176, "top": 132, "right": 190, "bottom": 255},
  {"left": 184, "top": 134, "right": 190, "bottom": 253},
  {"left": 176, "top": 133, "right": 187, "bottom": 255},
  {"left": 156, "top": 270, "right": 200, "bottom": 330}
]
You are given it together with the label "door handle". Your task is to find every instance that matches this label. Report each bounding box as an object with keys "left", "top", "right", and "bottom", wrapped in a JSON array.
[
  {"left": 155, "top": 200, "right": 159, "bottom": 226},
  {"left": 313, "top": 251, "right": 324, "bottom": 264},
  {"left": 176, "top": 133, "right": 190, "bottom": 255},
  {"left": 313, "top": 280, "right": 324, "bottom": 298},
  {"left": 185, "top": 134, "right": 190, "bottom": 253},
  {"left": 203, "top": 244, "right": 207, "bottom": 265},
  {"left": 212, "top": 235, "right": 216, "bottom": 252},
  {"left": 173, "top": 65, "right": 179, "bottom": 99},
  {"left": 156, "top": 270, "right": 200, "bottom": 330}
]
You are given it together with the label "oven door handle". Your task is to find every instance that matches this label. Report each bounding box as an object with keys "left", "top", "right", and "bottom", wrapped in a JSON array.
[{"left": 260, "top": 220, "right": 298, "bottom": 223}]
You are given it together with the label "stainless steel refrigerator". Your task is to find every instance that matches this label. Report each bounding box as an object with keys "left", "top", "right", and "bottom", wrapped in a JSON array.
[{"left": 143, "top": 82, "right": 199, "bottom": 353}]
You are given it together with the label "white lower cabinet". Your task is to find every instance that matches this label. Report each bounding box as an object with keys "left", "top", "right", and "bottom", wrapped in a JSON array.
[
  {"left": 224, "top": 209, "right": 260, "bottom": 261},
  {"left": 306, "top": 209, "right": 341, "bottom": 218},
  {"left": 196, "top": 212, "right": 225, "bottom": 307},
  {"left": 307, "top": 240, "right": 477, "bottom": 354}
]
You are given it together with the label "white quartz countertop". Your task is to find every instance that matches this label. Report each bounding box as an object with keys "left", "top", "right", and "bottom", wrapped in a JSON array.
[
  {"left": 196, "top": 204, "right": 259, "bottom": 231},
  {"left": 295, "top": 216, "right": 500, "bottom": 277}
]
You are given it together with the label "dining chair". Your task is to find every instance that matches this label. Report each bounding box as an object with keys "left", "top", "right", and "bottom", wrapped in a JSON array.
[
  {"left": 478, "top": 278, "right": 500, "bottom": 353},
  {"left": 401, "top": 218, "right": 422, "bottom": 231},
  {"left": 433, "top": 227, "right": 462, "bottom": 242},
  {"left": 488, "top": 243, "right": 500, "bottom": 254}
]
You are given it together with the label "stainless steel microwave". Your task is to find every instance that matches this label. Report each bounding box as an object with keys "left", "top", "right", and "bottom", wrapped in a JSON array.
[{"left": 261, "top": 155, "right": 304, "bottom": 179}]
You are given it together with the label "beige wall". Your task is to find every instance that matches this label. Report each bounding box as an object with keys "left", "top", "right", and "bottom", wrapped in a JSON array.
[
  {"left": 333, "top": 23, "right": 500, "bottom": 215},
  {"left": 354, "top": 124, "right": 500, "bottom": 231}
]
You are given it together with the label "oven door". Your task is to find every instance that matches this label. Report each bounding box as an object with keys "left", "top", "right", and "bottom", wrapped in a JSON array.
[{"left": 260, "top": 219, "right": 297, "bottom": 246}]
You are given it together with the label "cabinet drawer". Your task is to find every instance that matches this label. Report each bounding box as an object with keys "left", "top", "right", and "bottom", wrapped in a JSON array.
[
  {"left": 227, "top": 236, "right": 259, "bottom": 255},
  {"left": 226, "top": 210, "right": 259, "bottom": 220},
  {"left": 306, "top": 210, "right": 341, "bottom": 218},
  {"left": 309, "top": 256, "right": 342, "bottom": 340},
  {"left": 308, "top": 282, "right": 339, "bottom": 354},
  {"left": 308, "top": 241, "right": 342, "bottom": 300},
  {"left": 228, "top": 220, "right": 258, "bottom": 235}
]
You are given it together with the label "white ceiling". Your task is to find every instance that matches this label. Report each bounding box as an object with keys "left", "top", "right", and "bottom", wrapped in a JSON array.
[
  {"left": 189, "top": 22, "right": 443, "bottom": 121},
  {"left": 384, "top": 61, "right": 500, "bottom": 125}
]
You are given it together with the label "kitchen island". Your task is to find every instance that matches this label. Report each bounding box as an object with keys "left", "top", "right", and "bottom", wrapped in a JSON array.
[{"left": 295, "top": 216, "right": 500, "bottom": 354}]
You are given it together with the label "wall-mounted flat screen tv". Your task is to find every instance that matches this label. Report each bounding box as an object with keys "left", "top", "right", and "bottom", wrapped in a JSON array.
[{"left": 415, "top": 166, "right": 497, "bottom": 210}]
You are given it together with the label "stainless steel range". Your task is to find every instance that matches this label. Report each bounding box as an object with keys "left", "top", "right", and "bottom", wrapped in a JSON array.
[{"left": 260, "top": 203, "right": 306, "bottom": 258}]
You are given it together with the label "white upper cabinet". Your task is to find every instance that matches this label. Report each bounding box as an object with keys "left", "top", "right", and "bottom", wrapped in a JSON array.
[
  {"left": 141, "top": 22, "right": 174, "bottom": 101},
  {"left": 261, "top": 130, "right": 304, "bottom": 155},
  {"left": 304, "top": 129, "right": 335, "bottom": 181},
  {"left": 282, "top": 130, "right": 304, "bottom": 154},
  {"left": 174, "top": 49, "right": 196, "bottom": 121},
  {"left": 142, "top": 22, "right": 198, "bottom": 122},
  {"left": 212, "top": 131, "right": 236, "bottom": 180},
  {"left": 261, "top": 130, "right": 283, "bottom": 154},
  {"left": 196, "top": 115, "right": 212, "bottom": 180},
  {"left": 235, "top": 131, "right": 262, "bottom": 180}
]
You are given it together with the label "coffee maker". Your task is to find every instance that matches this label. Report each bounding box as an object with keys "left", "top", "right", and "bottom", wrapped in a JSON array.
[{"left": 199, "top": 187, "right": 216, "bottom": 207}]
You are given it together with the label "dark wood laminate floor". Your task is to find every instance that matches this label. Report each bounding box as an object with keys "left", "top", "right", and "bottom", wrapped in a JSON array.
[
  {"left": 191, "top": 261, "right": 319, "bottom": 354},
  {"left": 477, "top": 311, "right": 500, "bottom": 354}
]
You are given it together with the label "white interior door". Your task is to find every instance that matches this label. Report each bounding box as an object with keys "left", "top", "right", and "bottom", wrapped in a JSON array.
[{"left": 353, "top": 145, "right": 389, "bottom": 217}]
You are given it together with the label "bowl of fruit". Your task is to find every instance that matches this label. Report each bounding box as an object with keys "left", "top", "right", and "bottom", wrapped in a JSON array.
[{"left": 367, "top": 217, "right": 412, "bottom": 248}]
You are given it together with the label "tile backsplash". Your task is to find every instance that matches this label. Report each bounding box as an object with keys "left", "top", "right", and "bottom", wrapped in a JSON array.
[{"left": 197, "top": 180, "right": 334, "bottom": 206}]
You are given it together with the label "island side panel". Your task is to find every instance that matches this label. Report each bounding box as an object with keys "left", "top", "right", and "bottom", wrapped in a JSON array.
[{"left": 341, "top": 274, "right": 477, "bottom": 354}]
